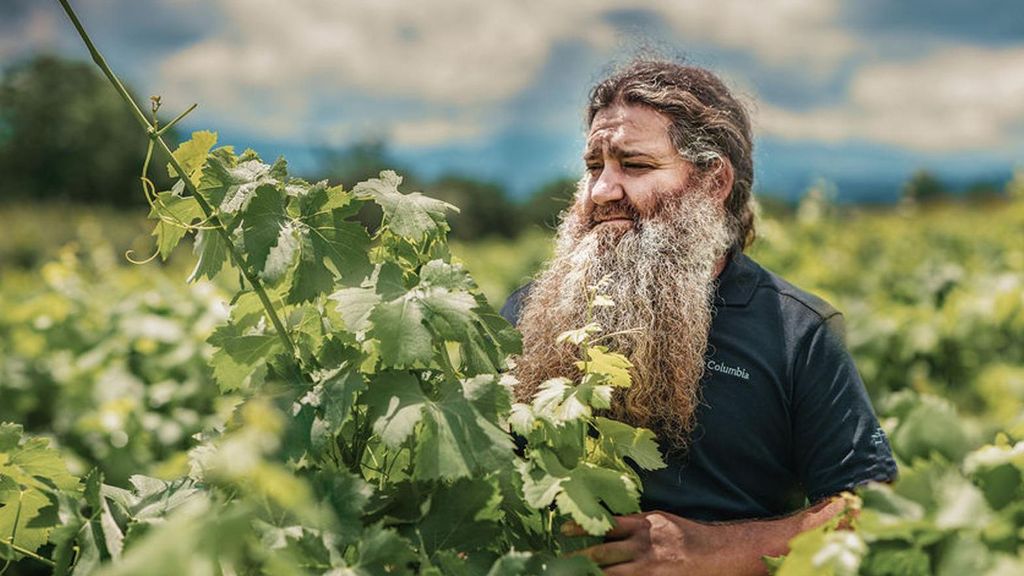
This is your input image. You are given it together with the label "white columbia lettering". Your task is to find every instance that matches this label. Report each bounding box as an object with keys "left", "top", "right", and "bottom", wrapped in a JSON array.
[{"left": 706, "top": 359, "right": 750, "bottom": 380}]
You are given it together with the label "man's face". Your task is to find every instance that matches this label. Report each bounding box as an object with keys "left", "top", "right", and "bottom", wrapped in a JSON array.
[{"left": 582, "top": 104, "right": 716, "bottom": 229}]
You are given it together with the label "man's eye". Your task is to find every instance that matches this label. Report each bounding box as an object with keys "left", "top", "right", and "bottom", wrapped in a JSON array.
[
  {"left": 623, "top": 163, "right": 651, "bottom": 170},
  {"left": 586, "top": 164, "right": 603, "bottom": 172}
]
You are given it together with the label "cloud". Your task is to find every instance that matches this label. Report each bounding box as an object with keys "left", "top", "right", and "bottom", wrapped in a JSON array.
[
  {"left": 756, "top": 45, "right": 1024, "bottom": 151},
  {"left": 654, "top": 0, "right": 857, "bottom": 71},
  {"left": 0, "top": 3, "right": 61, "bottom": 63},
  {"left": 846, "top": 0, "right": 1024, "bottom": 47},
  {"left": 390, "top": 117, "right": 487, "bottom": 147},
  {"left": 154, "top": 0, "right": 855, "bottom": 145}
]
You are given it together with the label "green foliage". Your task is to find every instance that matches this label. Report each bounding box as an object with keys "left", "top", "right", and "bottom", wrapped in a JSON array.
[
  {"left": 3, "top": 124, "right": 647, "bottom": 573},
  {"left": 902, "top": 170, "right": 950, "bottom": 204},
  {"left": 0, "top": 241, "right": 224, "bottom": 485},
  {"left": 518, "top": 177, "right": 577, "bottom": 232},
  {"left": 0, "top": 424, "right": 80, "bottom": 562},
  {"left": 512, "top": 279, "right": 666, "bottom": 537},
  {"left": 770, "top": 400, "right": 1024, "bottom": 575},
  {"left": 0, "top": 56, "right": 175, "bottom": 205}
]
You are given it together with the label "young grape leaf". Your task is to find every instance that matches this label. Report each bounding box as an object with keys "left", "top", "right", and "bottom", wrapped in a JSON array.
[
  {"left": 520, "top": 451, "right": 640, "bottom": 536},
  {"left": 50, "top": 491, "right": 98, "bottom": 576},
  {"left": 188, "top": 228, "right": 229, "bottom": 282},
  {"left": 363, "top": 371, "right": 429, "bottom": 447},
  {"left": 314, "top": 366, "right": 367, "bottom": 434},
  {"left": 0, "top": 425, "right": 80, "bottom": 558},
  {"left": 313, "top": 470, "right": 373, "bottom": 544},
  {"left": 369, "top": 296, "right": 434, "bottom": 368},
  {"left": 331, "top": 286, "right": 382, "bottom": 334},
  {"left": 532, "top": 378, "right": 589, "bottom": 424},
  {"left": 576, "top": 347, "right": 632, "bottom": 387},
  {"left": 240, "top": 184, "right": 289, "bottom": 278},
  {"left": 167, "top": 130, "right": 218, "bottom": 184},
  {"left": 353, "top": 171, "right": 456, "bottom": 242},
  {"left": 295, "top": 182, "right": 372, "bottom": 289},
  {"left": 414, "top": 379, "right": 516, "bottom": 480},
  {"left": 289, "top": 232, "right": 334, "bottom": 303},
  {"left": 221, "top": 159, "right": 281, "bottom": 214},
  {"left": 375, "top": 262, "right": 408, "bottom": 299},
  {"left": 195, "top": 147, "right": 238, "bottom": 208},
  {"left": 208, "top": 324, "right": 282, "bottom": 392},
  {"left": 418, "top": 260, "right": 476, "bottom": 292},
  {"left": 264, "top": 221, "right": 301, "bottom": 283},
  {"left": 461, "top": 374, "right": 514, "bottom": 422},
  {"left": 593, "top": 417, "right": 666, "bottom": 471},
  {"left": 83, "top": 468, "right": 123, "bottom": 560},
  {"left": 556, "top": 465, "right": 640, "bottom": 536},
  {"left": 349, "top": 523, "right": 417, "bottom": 576},
  {"left": 150, "top": 188, "right": 204, "bottom": 260}
]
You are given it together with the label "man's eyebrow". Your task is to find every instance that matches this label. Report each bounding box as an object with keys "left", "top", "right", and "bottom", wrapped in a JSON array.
[{"left": 583, "top": 146, "right": 656, "bottom": 161}]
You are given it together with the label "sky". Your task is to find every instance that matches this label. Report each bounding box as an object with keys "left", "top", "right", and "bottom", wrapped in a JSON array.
[{"left": 3, "top": 0, "right": 1023, "bottom": 201}]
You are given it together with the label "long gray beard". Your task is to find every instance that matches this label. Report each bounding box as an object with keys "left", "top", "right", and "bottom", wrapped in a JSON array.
[{"left": 513, "top": 188, "right": 733, "bottom": 451}]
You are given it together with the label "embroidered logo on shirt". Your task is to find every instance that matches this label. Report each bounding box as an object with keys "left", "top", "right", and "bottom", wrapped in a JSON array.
[
  {"left": 871, "top": 427, "right": 888, "bottom": 448},
  {"left": 706, "top": 359, "right": 750, "bottom": 380}
]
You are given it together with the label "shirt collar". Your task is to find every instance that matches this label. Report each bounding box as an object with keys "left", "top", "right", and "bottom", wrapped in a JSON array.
[{"left": 715, "top": 250, "right": 759, "bottom": 308}]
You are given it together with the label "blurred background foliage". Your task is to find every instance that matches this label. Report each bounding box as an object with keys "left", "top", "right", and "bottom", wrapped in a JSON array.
[{"left": 0, "top": 56, "right": 177, "bottom": 206}]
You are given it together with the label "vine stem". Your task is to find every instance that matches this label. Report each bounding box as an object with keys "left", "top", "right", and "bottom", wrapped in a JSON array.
[
  {"left": 1, "top": 542, "right": 57, "bottom": 569},
  {"left": 55, "top": 0, "right": 302, "bottom": 369}
]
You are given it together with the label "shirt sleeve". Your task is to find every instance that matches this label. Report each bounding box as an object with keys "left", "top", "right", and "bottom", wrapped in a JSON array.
[
  {"left": 791, "top": 313, "right": 899, "bottom": 502},
  {"left": 499, "top": 283, "right": 532, "bottom": 326}
]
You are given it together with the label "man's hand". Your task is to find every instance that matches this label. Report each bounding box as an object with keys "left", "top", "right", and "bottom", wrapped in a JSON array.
[
  {"left": 566, "top": 496, "right": 851, "bottom": 575},
  {"left": 566, "top": 512, "right": 727, "bottom": 575}
]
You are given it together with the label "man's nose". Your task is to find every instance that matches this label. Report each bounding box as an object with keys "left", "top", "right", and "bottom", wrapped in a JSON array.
[{"left": 589, "top": 168, "right": 624, "bottom": 205}]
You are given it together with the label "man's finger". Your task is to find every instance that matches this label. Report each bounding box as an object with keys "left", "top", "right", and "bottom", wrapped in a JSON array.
[
  {"left": 604, "top": 514, "right": 649, "bottom": 539},
  {"left": 602, "top": 562, "right": 643, "bottom": 576},
  {"left": 570, "top": 539, "right": 637, "bottom": 567},
  {"left": 559, "top": 520, "right": 587, "bottom": 537},
  {"left": 560, "top": 515, "right": 649, "bottom": 539}
]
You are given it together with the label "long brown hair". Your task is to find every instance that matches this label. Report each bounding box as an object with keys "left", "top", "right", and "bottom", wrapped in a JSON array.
[{"left": 586, "top": 58, "right": 756, "bottom": 251}]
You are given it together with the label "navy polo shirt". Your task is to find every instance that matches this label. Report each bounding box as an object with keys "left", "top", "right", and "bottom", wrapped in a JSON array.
[{"left": 500, "top": 251, "right": 898, "bottom": 522}]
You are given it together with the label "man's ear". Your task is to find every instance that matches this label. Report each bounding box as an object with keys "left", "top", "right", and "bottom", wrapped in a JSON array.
[{"left": 708, "top": 157, "right": 734, "bottom": 207}]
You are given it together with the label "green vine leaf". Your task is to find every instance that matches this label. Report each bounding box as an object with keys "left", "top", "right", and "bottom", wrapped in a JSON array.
[
  {"left": 167, "top": 130, "right": 218, "bottom": 185},
  {"left": 413, "top": 378, "right": 515, "bottom": 481},
  {"left": 240, "top": 184, "right": 289, "bottom": 279},
  {"left": 353, "top": 171, "right": 456, "bottom": 243},
  {"left": 208, "top": 324, "right": 282, "bottom": 392},
  {"left": 369, "top": 296, "right": 434, "bottom": 368},
  {"left": 418, "top": 478, "right": 501, "bottom": 557},
  {"left": 150, "top": 187, "right": 204, "bottom": 260},
  {"left": 0, "top": 423, "right": 80, "bottom": 559},
  {"left": 187, "top": 228, "right": 229, "bottom": 282},
  {"left": 363, "top": 372, "right": 430, "bottom": 447}
]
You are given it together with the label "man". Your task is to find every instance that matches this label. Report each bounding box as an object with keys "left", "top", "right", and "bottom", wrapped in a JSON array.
[{"left": 500, "top": 59, "right": 898, "bottom": 575}]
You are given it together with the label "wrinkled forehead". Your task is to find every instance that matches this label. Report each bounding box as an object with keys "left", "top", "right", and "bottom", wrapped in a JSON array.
[{"left": 584, "top": 104, "right": 674, "bottom": 156}]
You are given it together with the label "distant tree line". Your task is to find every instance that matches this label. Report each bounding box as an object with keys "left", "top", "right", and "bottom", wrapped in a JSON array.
[
  {"left": 0, "top": 56, "right": 574, "bottom": 241},
  {"left": 1, "top": 55, "right": 1017, "bottom": 242},
  {"left": 0, "top": 55, "right": 177, "bottom": 205}
]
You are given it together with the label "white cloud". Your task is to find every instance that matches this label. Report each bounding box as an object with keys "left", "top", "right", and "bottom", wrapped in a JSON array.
[
  {"left": 756, "top": 45, "right": 1024, "bottom": 151},
  {"left": 390, "top": 117, "right": 486, "bottom": 147},
  {"left": 655, "top": 0, "right": 857, "bottom": 72},
  {"left": 0, "top": 7, "right": 60, "bottom": 62},
  {"left": 153, "top": 0, "right": 855, "bottom": 144}
]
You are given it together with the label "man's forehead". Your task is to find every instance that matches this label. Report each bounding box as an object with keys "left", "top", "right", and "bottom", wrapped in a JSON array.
[{"left": 585, "top": 105, "right": 673, "bottom": 155}]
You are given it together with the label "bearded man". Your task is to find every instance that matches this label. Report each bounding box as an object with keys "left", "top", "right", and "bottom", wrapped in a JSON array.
[{"left": 500, "top": 59, "right": 898, "bottom": 575}]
